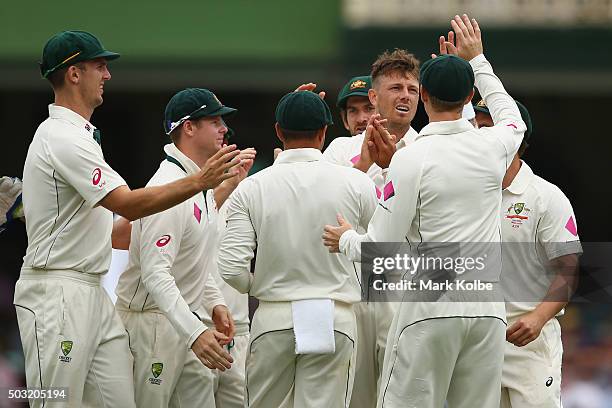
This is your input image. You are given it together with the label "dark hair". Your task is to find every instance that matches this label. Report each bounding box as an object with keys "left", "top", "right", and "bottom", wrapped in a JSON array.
[
  {"left": 279, "top": 127, "right": 322, "bottom": 140},
  {"left": 428, "top": 94, "right": 465, "bottom": 113},
  {"left": 46, "top": 62, "right": 87, "bottom": 90},
  {"left": 371, "top": 49, "right": 420, "bottom": 87}
]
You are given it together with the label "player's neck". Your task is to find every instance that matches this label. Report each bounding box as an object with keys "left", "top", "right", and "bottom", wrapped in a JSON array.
[
  {"left": 283, "top": 139, "right": 323, "bottom": 151},
  {"left": 387, "top": 122, "right": 411, "bottom": 141},
  {"left": 502, "top": 155, "right": 522, "bottom": 189},
  {"left": 427, "top": 111, "right": 462, "bottom": 123},
  {"left": 54, "top": 92, "right": 94, "bottom": 122}
]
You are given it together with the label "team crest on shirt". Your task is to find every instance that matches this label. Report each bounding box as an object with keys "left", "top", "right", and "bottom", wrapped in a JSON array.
[
  {"left": 149, "top": 362, "right": 163, "bottom": 385},
  {"left": 59, "top": 340, "right": 73, "bottom": 363},
  {"left": 505, "top": 202, "right": 531, "bottom": 228}
]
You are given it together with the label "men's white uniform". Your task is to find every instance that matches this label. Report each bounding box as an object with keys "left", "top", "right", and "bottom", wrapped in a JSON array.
[
  {"left": 115, "top": 143, "right": 226, "bottom": 407},
  {"left": 219, "top": 148, "right": 378, "bottom": 408},
  {"left": 199, "top": 203, "right": 250, "bottom": 408},
  {"left": 500, "top": 161, "right": 582, "bottom": 408},
  {"left": 323, "top": 128, "right": 418, "bottom": 408},
  {"left": 340, "top": 54, "right": 527, "bottom": 408},
  {"left": 16, "top": 104, "right": 135, "bottom": 407}
]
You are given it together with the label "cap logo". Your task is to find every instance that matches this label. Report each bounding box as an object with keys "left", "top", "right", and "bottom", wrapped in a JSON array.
[
  {"left": 476, "top": 100, "right": 487, "bottom": 108},
  {"left": 350, "top": 80, "right": 367, "bottom": 90}
]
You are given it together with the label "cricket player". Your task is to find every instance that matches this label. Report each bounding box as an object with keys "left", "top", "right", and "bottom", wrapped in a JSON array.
[
  {"left": 0, "top": 177, "right": 24, "bottom": 233},
  {"left": 323, "top": 54, "right": 420, "bottom": 408},
  {"left": 324, "top": 15, "right": 527, "bottom": 407},
  {"left": 114, "top": 88, "right": 256, "bottom": 407},
  {"left": 474, "top": 100, "right": 582, "bottom": 408},
  {"left": 219, "top": 90, "right": 379, "bottom": 407},
  {"left": 16, "top": 31, "right": 241, "bottom": 407}
]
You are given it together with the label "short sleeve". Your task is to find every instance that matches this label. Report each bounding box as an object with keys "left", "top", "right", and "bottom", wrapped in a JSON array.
[
  {"left": 48, "top": 135, "right": 126, "bottom": 208},
  {"left": 538, "top": 187, "right": 582, "bottom": 260}
]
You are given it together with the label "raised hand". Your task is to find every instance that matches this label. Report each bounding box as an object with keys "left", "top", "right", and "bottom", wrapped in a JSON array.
[
  {"left": 197, "top": 145, "right": 242, "bottom": 190},
  {"left": 294, "top": 82, "right": 326, "bottom": 99},
  {"left": 450, "top": 14, "right": 483, "bottom": 61}
]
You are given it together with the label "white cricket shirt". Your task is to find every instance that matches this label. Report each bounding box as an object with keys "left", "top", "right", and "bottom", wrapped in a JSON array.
[
  {"left": 218, "top": 148, "right": 378, "bottom": 302},
  {"left": 21, "top": 104, "right": 126, "bottom": 275},
  {"left": 115, "top": 143, "right": 225, "bottom": 348},
  {"left": 501, "top": 161, "right": 582, "bottom": 319}
]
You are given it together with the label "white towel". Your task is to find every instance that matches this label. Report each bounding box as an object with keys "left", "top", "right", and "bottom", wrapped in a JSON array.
[{"left": 291, "top": 299, "right": 335, "bottom": 354}]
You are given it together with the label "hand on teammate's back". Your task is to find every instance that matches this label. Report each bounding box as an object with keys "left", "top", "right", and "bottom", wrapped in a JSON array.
[
  {"left": 196, "top": 144, "right": 242, "bottom": 190},
  {"left": 322, "top": 214, "right": 353, "bottom": 253},
  {"left": 191, "top": 329, "right": 234, "bottom": 371}
]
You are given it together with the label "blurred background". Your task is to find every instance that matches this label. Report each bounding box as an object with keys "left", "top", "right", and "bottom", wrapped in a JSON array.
[{"left": 1, "top": 0, "right": 611, "bottom": 406}]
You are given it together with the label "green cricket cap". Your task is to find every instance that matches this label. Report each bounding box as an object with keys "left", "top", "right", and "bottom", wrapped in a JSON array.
[
  {"left": 40, "top": 31, "right": 120, "bottom": 78},
  {"left": 337, "top": 75, "right": 372, "bottom": 108},
  {"left": 420, "top": 54, "right": 474, "bottom": 103},
  {"left": 164, "top": 88, "right": 237, "bottom": 135},
  {"left": 275, "top": 91, "right": 333, "bottom": 131},
  {"left": 474, "top": 99, "right": 533, "bottom": 141}
]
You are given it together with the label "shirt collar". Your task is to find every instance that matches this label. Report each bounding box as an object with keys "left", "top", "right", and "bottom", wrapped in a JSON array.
[
  {"left": 274, "top": 148, "right": 322, "bottom": 165},
  {"left": 416, "top": 118, "right": 474, "bottom": 140},
  {"left": 397, "top": 127, "right": 419, "bottom": 148},
  {"left": 48, "top": 104, "right": 96, "bottom": 136},
  {"left": 505, "top": 160, "right": 534, "bottom": 195},
  {"left": 163, "top": 143, "right": 201, "bottom": 175}
]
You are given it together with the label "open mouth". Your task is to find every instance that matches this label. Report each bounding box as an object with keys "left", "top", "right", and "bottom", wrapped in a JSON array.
[
  {"left": 395, "top": 105, "right": 410, "bottom": 113},
  {"left": 355, "top": 126, "right": 367, "bottom": 133}
]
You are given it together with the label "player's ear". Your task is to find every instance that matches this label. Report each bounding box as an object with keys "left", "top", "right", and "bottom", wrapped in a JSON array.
[
  {"left": 317, "top": 126, "right": 327, "bottom": 149},
  {"left": 464, "top": 88, "right": 475, "bottom": 105},
  {"left": 368, "top": 88, "right": 377, "bottom": 107},
  {"left": 183, "top": 120, "right": 195, "bottom": 137},
  {"left": 274, "top": 123, "right": 285, "bottom": 143},
  {"left": 66, "top": 65, "right": 80, "bottom": 85}
]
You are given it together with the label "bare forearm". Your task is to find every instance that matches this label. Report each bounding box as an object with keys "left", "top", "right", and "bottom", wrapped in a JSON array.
[
  {"left": 213, "top": 181, "right": 238, "bottom": 209},
  {"left": 101, "top": 176, "right": 202, "bottom": 221},
  {"left": 536, "top": 254, "right": 580, "bottom": 320}
]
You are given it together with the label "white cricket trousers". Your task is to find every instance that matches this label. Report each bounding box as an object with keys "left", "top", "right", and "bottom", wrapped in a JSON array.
[
  {"left": 349, "top": 301, "right": 397, "bottom": 408},
  {"left": 500, "top": 318, "right": 563, "bottom": 408},
  {"left": 378, "top": 315, "right": 506, "bottom": 408},
  {"left": 117, "top": 309, "right": 216, "bottom": 408},
  {"left": 211, "top": 333, "right": 249, "bottom": 408},
  {"left": 245, "top": 329, "right": 355, "bottom": 408},
  {"left": 14, "top": 269, "right": 136, "bottom": 408}
]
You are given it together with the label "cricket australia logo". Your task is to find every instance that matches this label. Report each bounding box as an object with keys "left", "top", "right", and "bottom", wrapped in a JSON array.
[
  {"left": 59, "top": 341, "right": 73, "bottom": 363},
  {"left": 149, "top": 362, "right": 163, "bottom": 385},
  {"left": 505, "top": 202, "right": 531, "bottom": 228}
]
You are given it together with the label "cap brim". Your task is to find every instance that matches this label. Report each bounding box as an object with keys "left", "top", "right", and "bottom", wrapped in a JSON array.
[
  {"left": 337, "top": 90, "right": 370, "bottom": 108},
  {"left": 192, "top": 106, "right": 237, "bottom": 119},
  {"left": 90, "top": 50, "right": 121, "bottom": 61}
]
